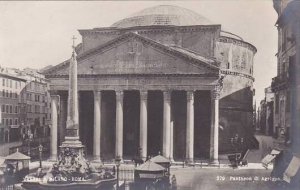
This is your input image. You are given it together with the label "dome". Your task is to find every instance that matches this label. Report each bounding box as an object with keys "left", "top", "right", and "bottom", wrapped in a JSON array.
[{"left": 111, "top": 5, "right": 212, "bottom": 28}]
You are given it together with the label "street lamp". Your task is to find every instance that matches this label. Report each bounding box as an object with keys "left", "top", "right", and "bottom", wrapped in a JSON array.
[
  {"left": 115, "top": 156, "right": 121, "bottom": 190},
  {"left": 38, "top": 144, "right": 43, "bottom": 168}
]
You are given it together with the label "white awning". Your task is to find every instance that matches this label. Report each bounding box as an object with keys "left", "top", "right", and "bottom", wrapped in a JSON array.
[
  {"left": 261, "top": 154, "right": 276, "bottom": 167},
  {"left": 283, "top": 156, "right": 300, "bottom": 183},
  {"left": 270, "top": 149, "right": 281, "bottom": 155}
]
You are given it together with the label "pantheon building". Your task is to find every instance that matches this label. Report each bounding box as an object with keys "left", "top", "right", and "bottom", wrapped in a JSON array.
[{"left": 44, "top": 5, "right": 257, "bottom": 163}]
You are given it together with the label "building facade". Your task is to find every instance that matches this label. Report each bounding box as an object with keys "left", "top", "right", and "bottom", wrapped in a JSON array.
[
  {"left": 45, "top": 5, "right": 257, "bottom": 162},
  {"left": 257, "top": 87, "right": 274, "bottom": 136},
  {"left": 18, "top": 69, "right": 51, "bottom": 140},
  {"left": 271, "top": 0, "right": 300, "bottom": 186},
  {"left": 0, "top": 67, "right": 51, "bottom": 147},
  {"left": 0, "top": 68, "right": 26, "bottom": 143},
  {"left": 272, "top": 0, "right": 300, "bottom": 151}
]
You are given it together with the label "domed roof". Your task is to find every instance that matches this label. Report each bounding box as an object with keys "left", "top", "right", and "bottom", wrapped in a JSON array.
[{"left": 111, "top": 5, "right": 212, "bottom": 28}]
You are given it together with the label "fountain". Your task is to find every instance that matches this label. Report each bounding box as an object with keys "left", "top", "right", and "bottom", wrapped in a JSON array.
[{"left": 22, "top": 37, "right": 116, "bottom": 190}]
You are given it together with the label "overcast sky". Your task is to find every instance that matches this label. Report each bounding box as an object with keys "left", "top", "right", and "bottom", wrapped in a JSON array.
[{"left": 0, "top": 0, "right": 278, "bottom": 104}]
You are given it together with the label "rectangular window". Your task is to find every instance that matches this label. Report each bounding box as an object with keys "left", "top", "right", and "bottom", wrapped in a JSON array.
[
  {"left": 6, "top": 105, "right": 9, "bottom": 113},
  {"left": 15, "top": 106, "right": 18, "bottom": 113},
  {"left": 9, "top": 119, "right": 12, "bottom": 125},
  {"left": 14, "top": 119, "right": 18, "bottom": 125},
  {"left": 2, "top": 79, "right": 5, "bottom": 86},
  {"left": 1, "top": 105, "right": 4, "bottom": 112},
  {"left": 9, "top": 105, "right": 12, "bottom": 113},
  {"left": 2, "top": 90, "right": 4, "bottom": 97}
]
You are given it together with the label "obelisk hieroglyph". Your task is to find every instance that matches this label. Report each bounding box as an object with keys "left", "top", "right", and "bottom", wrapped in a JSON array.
[{"left": 62, "top": 36, "right": 82, "bottom": 146}]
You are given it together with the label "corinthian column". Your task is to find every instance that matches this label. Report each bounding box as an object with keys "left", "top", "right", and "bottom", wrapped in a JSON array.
[
  {"left": 139, "top": 90, "right": 148, "bottom": 160},
  {"left": 210, "top": 88, "right": 220, "bottom": 164},
  {"left": 186, "top": 91, "right": 194, "bottom": 162},
  {"left": 50, "top": 95, "right": 59, "bottom": 160},
  {"left": 93, "top": 91, "right": 101, "bottom": 161},
  {"left": 163, "top": 91, "right": 171, "bottom": 159},
  {"left": 116, "top": 90, "right": 124, "bottom": 160}
]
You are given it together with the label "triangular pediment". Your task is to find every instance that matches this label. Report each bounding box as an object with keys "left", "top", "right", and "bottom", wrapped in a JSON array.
[{"left": 45, "top": 33, "right": 219, "bottom": 76}]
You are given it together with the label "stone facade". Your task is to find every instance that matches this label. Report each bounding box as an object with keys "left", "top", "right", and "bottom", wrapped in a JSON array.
[
  {"left": 271, "top": 1, "right": 300, "bottom": 186},
  {"left": 0, "top": 69, "right": 26, "bottom": 144},
  {"left": 272, "top": 0, "right": 300, "bottom": 151},
  {"left": 44, "top": 5, "right": 257, "bottom": 162}
]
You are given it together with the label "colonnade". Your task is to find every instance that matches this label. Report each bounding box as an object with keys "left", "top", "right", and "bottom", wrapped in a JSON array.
[{"left": 50, "top": 89, "right": 220, "bottom": 163}]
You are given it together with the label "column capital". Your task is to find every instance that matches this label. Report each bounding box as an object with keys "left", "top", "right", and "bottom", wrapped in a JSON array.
[
  {"left": 93, "top": 90, "right": 102, "bottom": 101},
  {"left": 186, "top": 91, "right": 194, "bottom": 101},
  {"left": 116, "top": 90, "right": 124, "bottom": 101},
  {"left": 140, "top": 90, "right": 148, "bottom": 100},
  {"left": 50, "top": 94, "right": 60, "bottom": 102},
  {"left": 93, "top": 90, "right": 102, "bottom": 94},
  {"left": 163, "top": 90, "right": 171, "bottom": 101},
  {"left": 49, "top": 90, "right": 59, "bottom": 96},
  {"left": 211, "top": 87, "right": 221, "bottom": 100}
]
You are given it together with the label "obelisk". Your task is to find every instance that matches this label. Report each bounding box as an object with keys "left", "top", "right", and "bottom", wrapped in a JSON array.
[{"left": 61, "top": 36, "right": 83, "bottom": 149}]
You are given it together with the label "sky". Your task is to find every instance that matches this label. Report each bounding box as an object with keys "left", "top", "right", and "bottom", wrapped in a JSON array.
[{"left": 0, "top": 0, "right": 278, "bottom": 104}]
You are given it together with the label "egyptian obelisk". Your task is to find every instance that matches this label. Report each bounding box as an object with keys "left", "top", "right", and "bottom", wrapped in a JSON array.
[{"left": 61, "top": 36, "right": 84, "bottom": 151}]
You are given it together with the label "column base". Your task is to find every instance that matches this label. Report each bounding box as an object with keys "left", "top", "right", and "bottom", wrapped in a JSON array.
[
  {"left": 91, "top": 157, "right": 102, "bottom": 164},
  {"left": 185, "top": 158, "right": 194, "bottom": 164},
  {"left": 48, "top": 156, "right": 57, "bottom": 162},
  {"left": 209, "top": 159, "right": 219, "bottom": 166}
]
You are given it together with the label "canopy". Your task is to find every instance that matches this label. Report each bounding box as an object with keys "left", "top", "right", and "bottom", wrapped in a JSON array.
[
  {"left": 283, "top": 156, "right": 300, "bottom": 183},
  {"left": 261, "top": 149, "right": 281, "bottom": 168},
  {"left": 261, "top": 154, "right": 277, "bottom": 168},
  {"left": 5, "top": 151, "right": 30, "bottom": 160},
  {"left": 135, "top": 160, "right": 165, "bottom": 172},
  {"left": 271, "top": 149, "right": 281, "bottom": 155},
  {"left": 0, "top": 157, "right": 5, "bottom": 165},
  {"left": 150, "top": 155, "right": 170, "bottom": 164}
]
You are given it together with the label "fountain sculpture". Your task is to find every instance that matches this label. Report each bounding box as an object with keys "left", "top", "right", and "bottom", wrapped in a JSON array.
[{"left": 22, "top": 37, "right": 116, "bottom": 190}]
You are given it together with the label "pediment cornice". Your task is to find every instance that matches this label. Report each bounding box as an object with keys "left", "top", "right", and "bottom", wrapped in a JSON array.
[
  {"left": 78, "top": 25, "right": 221, "bottom": 36},
  {"left": 46, "top": 73, "right": 219, "bottom": 79},
  {"left": 44, "top": 32, "right": 220, "bottom": 76}
]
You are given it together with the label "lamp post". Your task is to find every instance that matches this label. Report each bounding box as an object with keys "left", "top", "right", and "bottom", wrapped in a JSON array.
[
  {"left": 38, "top": 144, "right": 43, "bottom": 168},
  {"left": 115, "top": 156, "right": 121, "bottom": 190}
]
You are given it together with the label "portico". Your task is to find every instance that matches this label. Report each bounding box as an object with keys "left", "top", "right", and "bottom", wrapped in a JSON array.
[
  {"left": 50, "top": 86, "right": 220, "bottom": 162},
  {"left": 47, "top": 32, "right": 222, "bottom": 163}
]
